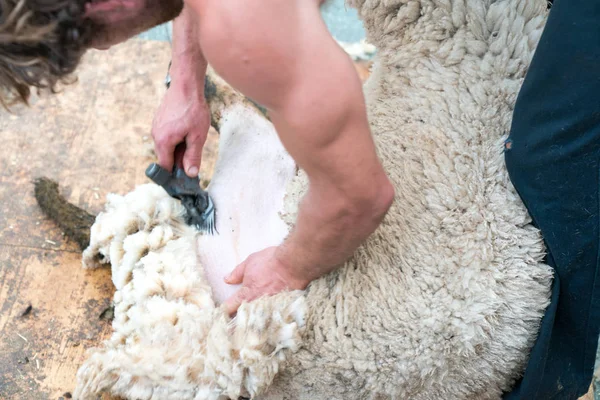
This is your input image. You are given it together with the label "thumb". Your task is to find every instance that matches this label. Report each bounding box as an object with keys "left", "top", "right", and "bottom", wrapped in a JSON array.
[
  {"left": 183, "top": 131, "right": 206, "bottom": 177},
  {"left": 225, "top": 261, "right": 247, "bottom": 285}
]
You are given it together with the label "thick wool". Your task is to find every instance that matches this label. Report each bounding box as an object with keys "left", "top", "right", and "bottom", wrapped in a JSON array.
[
  {"left": 264, "top": 0, "right": 554, "bottom": 398},
  {"left": 75, "top": 0, "right": 554, "bottom": 398},
  {"left": 75, "top": 183, "right": 306, "bottom": 400}
]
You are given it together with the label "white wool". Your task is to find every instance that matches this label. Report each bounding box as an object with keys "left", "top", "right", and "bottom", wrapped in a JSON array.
[
  {"left": 262, "top": 0, "right": 552, "bottom": 398},
  {"left": 75, "top": 0, "right": 556, "bottom": 398},
  {"left": 75, "top": 184, "right": 306, "bottom": 400}
]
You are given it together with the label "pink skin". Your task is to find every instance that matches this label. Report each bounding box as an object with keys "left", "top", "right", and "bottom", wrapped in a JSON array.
[
  {"left": 84, "top": 0, "right": 395, "bottom": 316},
  {"left": 84, "top": 0, "right": 182, "bottom": 50},
  {"left": 151, "top": 5, "right": 209, "bottom": 176}
]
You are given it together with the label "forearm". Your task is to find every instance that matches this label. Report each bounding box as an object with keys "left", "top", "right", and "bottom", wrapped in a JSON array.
[
  {"left": 271, "top": 85, "right": 394, "bottom": 283},
  {"left": 169, "top": 4, "right": 207, "bottom": 91},
  {"left": 152, "top": 4, "right": 211, "bottom": 175},
  {"left": 269, "top": 47, "right": 394, "bottom": 281}
]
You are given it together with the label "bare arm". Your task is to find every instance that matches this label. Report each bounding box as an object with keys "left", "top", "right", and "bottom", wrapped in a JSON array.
[
  {"left": 187, "top": 0, "right": 395, "bottom": 309},
  {"left": 152, "top": 4, "right": 210, "bottom": 176}
]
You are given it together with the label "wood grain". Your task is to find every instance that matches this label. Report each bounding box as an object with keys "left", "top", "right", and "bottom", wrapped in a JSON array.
[{"left": 0, "top": 39, "right": 208, "bottom": 400}]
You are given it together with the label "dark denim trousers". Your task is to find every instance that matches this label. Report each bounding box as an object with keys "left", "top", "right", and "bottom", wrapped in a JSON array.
[{"left": 503, "top": 0, "right": 600, "bottom": 398}]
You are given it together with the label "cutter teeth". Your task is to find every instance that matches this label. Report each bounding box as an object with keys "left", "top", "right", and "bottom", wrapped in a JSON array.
[
  {"left": 195, "top": 218, "right": 216, "bottom": 235},
  {"left": 195, "top": 197, "right": 217, "bottom": 235}
]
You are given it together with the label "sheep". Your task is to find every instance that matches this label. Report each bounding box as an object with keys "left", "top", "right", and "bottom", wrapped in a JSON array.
[{"left": 73, "top": 0, "right": 555, "bottom": 398}]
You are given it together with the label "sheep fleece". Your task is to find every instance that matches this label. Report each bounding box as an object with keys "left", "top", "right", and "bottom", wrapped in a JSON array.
[
  {"left": 75, "top": 185, "right": 307, "bottom": 400},
  {"left": 75, "top": 0, "right": 554, "bottom": 399},
  {"left": 269, "top": 0, "right": 553, "bottom": 398}
]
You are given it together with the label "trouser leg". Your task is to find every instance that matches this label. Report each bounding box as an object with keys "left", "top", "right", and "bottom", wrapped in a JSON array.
[{"left": 503, "top": 0, "right": 600, "bottom": 398}]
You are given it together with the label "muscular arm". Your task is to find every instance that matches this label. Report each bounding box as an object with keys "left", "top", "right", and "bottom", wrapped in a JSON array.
[
  {"left": 152, "top": 4, "right": 210, "bottom": 176},
  {"left": 169, "top": 4, "right": 206, "bottom": 92},
  {"left": 188, "top": 0, "right": 395, "bottom": 294}
]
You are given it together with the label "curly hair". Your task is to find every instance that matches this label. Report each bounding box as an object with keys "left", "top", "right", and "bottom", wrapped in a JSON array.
[{"left": 0, "top": 0, "right": 91, "bottom": 107}]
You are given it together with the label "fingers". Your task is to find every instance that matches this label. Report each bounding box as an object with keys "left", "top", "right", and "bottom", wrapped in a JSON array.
[
  {"left": 222, "top": 247, "right": 288, "bottom": 316},
  {"left": 183, "top": 130, "right": 207, "bottom": 177},
  {"left": 225, "top": 261, "right": 246, "bottom": 285},
  {"left": 223, "top": 262, "right": 248, "bottom": 316},
  {"left": 152, "top": 126, "right": 177, "bottom": 172},
  {"left": 155, "top": 140, "right": 175, "bottom": 172},
  {"left": 223, "top": 286, "right": 252, "bottom": 316},
  {"left": 151, "top": 88, "right": 210, "bottom": 176},
  {"left": 174, "top": 143, "right": 186, "bottom": 169}
]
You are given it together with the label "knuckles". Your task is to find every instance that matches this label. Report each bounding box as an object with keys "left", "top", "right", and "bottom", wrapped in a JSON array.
[{"left": 153, "top": 133, "right": 172, "bottom": 149}]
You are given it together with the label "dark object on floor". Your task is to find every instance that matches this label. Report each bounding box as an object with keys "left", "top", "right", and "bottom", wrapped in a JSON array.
[
  {"left": 20, "top": 304, "right": 32, "bottom": 317},
  {"left": 99, "top": 305, "right": 115, "bottom": 321},
  {"left": 62, "top": 391, "right": 72, "bottom": 398},
  {"left": 33, "top": 177, "right": 96, "bottom": 251}
]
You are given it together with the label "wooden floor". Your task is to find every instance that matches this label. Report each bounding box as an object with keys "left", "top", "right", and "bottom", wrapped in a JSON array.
[
  {"left": 0, "top": 39, "right": 221, "bottom": 400},
  {"left": 0, "top": 38, "right": 593, "bottom": 400}
]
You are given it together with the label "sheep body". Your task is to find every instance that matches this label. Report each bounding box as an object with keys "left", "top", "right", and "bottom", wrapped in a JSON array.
[
  {"left": 75, "top": 0, "right": 555, "bottom": 398},
  {"left": 262, "top": 0, "right": 554, "bottom": 398}
]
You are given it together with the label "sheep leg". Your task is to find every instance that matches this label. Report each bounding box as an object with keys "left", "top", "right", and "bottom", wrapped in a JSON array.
[
  {"left": 195, "top": 87, "right": 297, "bottom": 304},
  {"left": 203, "top": 68, "right": 269, "bottom": 131}
]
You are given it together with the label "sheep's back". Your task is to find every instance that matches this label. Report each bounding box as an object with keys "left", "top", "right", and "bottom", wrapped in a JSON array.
[{"left": 268, "top": 0, "right": 553, "bottom": 398}]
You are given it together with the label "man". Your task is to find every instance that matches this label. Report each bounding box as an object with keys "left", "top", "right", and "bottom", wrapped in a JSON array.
[
  {"left": 0, "top": 0, "right": 597, "bottom": 398},
  {"left": 146, "top": 1, "right": 395, "bottom": 316}
]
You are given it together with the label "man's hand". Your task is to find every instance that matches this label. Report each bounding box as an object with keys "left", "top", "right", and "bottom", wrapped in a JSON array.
[
  {"left": 223, "top": 247, "right": 310, "bottom": 316},
  {"left": 151, "top": 3, "right": 208, "bottom": 176},
  {"left": 152, "top": 81, "right": 210, "bottom": 174}
]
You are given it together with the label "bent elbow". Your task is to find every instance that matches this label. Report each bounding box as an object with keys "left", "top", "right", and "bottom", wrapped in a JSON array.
[
  {"left": 370, "top": 177, "right": 395, "bottom": 223},
  {"left": 344, "top": 176, "right": 395, "bottom": 230}
]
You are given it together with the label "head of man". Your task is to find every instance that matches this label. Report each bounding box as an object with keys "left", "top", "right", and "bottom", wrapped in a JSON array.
[{"left": 0, "top": 0, "right": 182, "bottom": 106}]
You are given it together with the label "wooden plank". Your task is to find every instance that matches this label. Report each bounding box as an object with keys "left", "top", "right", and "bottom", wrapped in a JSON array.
[
  {"left": 0, "top": 247, "right": 114, "bottom": 399},
  {"left": 581, "top": 385, "right": 595, "bottom": 400},
  {"left": 0, "top": 38, "right": 190, "bottom": 399}
]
